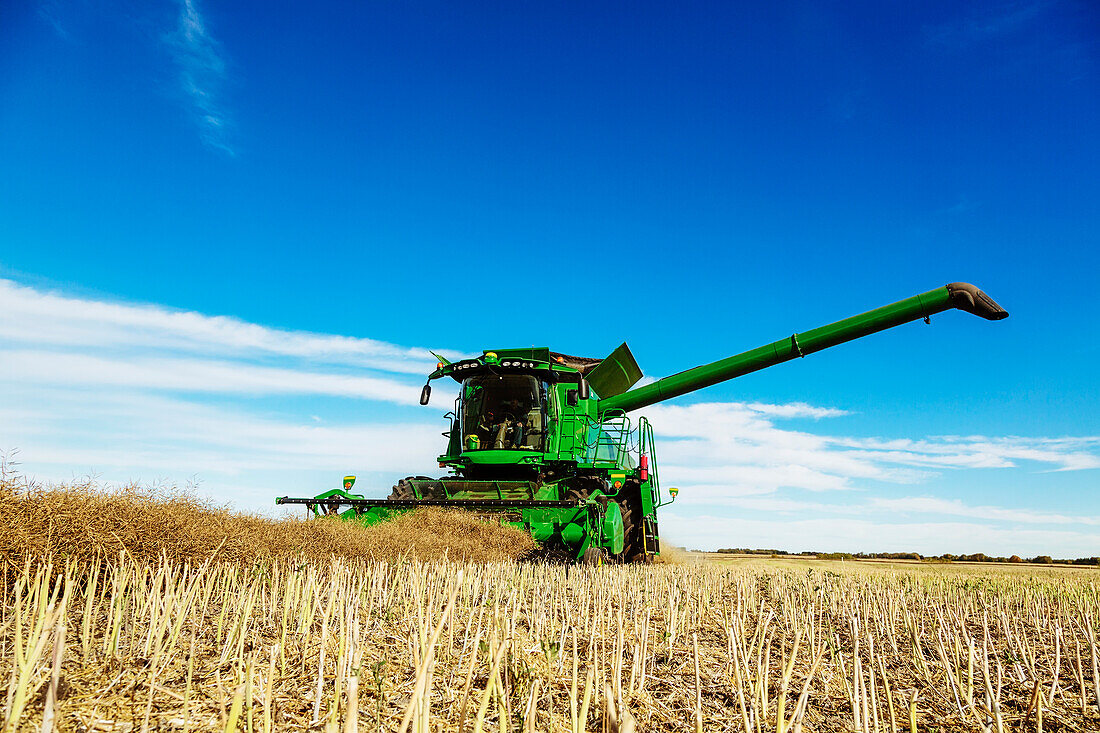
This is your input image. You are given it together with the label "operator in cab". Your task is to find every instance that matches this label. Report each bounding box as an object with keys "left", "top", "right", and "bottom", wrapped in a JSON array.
[{"left": 463, "top": 375, "right": 546, "bottom": 451}]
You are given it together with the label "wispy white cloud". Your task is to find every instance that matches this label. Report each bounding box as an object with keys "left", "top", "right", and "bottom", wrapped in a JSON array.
[
  {"left": 0, "top": 279, "right": 460, "bottom": 375},
  {"left": 649, "top": 402, "right": 1100, "bottom": 503},
  {"left": 661, "top": 513, "right": 1100, "bottom": 558},
  {"left": 835, "top": 435, "right": 1100, "bottom": 471},
  {"left": 37, "top": 1, "right": 70, "bottom": 40},
  {"left": 1, "top": 350, "right": 422, "bottom": 404},
  {"left": 743, "top": 402, "right": 849, "bottom": 419},
  {"left": 924, "top": 1, "right": 1049, "bottom": 49},
  {"left": 655, "top": 493, "right": 1100, "bottom": 539},
  {"left": 0, "top": 390, "right": 442, "bottom": 477},
  {"left": 648, "top": 400, "right": 1100, "bottom": 553},
  {"left": 0, "top": 280, "right": 457, "bottom": 507},
  {"left": 0, "top": 395, "right": 445, "bottom": 512},
  {"left": 869, "top": 495, "right": 1100, "bottom": 526},
  {"left": 167, "top": 0, "right": 233, "bottom": 153}
]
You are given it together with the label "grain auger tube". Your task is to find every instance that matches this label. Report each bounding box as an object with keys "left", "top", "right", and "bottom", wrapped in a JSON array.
[{"left": 276, "top": 282, "right": 1007, "bottom": 563}]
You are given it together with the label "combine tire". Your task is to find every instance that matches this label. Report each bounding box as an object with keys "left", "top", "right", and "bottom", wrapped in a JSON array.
[
  {"left": 581, "top": 547, "right": 608, "bottom": 566},
  {"left": 388, "top": 476, "right": 443, "bottom": 500},
  {"left": 617, "top": 483, "right": 651, "bottom": 563},
  {"left": 562, "top": 476, "right": 605, "bottom": 504}
]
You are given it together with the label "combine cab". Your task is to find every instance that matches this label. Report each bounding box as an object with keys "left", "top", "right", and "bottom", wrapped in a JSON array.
[{"left": 277, "top": 282, "right": 1007, "bottom": 563}]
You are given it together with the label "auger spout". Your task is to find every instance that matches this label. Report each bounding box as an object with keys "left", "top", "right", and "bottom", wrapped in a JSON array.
[{"left": 597, "top": 282, "right": 1007, "bottom": 415}]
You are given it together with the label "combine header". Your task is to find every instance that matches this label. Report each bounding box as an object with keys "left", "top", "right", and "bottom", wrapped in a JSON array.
[{"left": 277, "top": 283, "right": 1007, "bottom": 563}]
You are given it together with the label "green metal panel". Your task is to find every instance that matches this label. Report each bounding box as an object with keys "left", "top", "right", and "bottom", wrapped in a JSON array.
[
  {"left": 553, "top": 381, "right": 594, "bottom": 463},
  {"left": 586, "top": 342, "right": 643, "bottom": 398},
  {"left": 454, "top": 449, "right": 544, "bottom": 465},
  {"left": 484, "top": 347, "right": 552, "bottom": 362},
  {"left": 602, "top": 501, "right": 624, "bottom": 555}
]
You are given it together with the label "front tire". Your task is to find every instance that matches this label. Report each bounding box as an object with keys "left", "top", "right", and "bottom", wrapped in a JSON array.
[{"left": 581, "top": 547, "right": 607, "bottom": 566}]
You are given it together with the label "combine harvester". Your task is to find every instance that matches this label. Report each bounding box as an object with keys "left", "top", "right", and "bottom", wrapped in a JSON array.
[{"left": 277, "top": 283, "right": 1007, "bottom": 563}]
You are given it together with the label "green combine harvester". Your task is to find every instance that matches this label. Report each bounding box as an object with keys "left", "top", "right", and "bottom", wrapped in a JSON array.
[{"left": 277, "top": 282, "right": 1007, "bottom": 563}]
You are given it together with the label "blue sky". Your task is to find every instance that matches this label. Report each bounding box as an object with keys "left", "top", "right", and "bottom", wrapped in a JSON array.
[{"left": 1, "top": 0, "right": 1098, "bottom": 555}]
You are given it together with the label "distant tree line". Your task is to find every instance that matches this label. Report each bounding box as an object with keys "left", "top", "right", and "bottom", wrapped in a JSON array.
[
  {"left": 716, "top": 548, "right": 812, "bottom": 556},
  {"left": 712, "top": 548, "right": 1100, "bottom": 565}
]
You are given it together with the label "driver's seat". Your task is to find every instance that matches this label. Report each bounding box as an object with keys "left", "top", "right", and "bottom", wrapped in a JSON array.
[{"left": 522, "top": 409, "right": 543, "bottom": 449}]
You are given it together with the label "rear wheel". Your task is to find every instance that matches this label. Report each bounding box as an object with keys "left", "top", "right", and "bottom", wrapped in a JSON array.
[{"left": 617, "top": 483, "right": 651, "bottom": 563}]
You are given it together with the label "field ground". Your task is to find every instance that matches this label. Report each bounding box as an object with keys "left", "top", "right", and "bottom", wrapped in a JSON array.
[
  {"left": 5, "top": 551, "right": 1100, "bottom": 732},
  {"left": 699, "top": 552, "right": 1100, "bottom": 574}
]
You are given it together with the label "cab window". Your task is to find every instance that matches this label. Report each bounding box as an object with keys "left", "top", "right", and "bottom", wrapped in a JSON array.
[{"left": 461, "top": 375, "right": 547, "bottom": 450}]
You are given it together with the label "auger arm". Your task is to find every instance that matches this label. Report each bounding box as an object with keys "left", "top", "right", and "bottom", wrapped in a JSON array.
[{"left": 598, "top": 282, "right": 1007, "bottom": 415}]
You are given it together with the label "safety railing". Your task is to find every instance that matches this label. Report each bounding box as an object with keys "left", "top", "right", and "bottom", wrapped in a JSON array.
[
  {"left": 584, "top": 414, "right": 635, "bottom": 467},
  {"left": 638, "top": 417, "right": 671, "bottom": 507}
]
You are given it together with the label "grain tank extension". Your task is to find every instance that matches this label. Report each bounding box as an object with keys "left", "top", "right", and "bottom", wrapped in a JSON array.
[{"left": 276, "top": 282, "right": 1007, "bottom": 563}]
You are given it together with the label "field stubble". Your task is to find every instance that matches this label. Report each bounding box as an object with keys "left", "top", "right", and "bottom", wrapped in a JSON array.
[
  {"left": 2, "top": 477, "right": 1100, "bottom": 732},
  {"left": 4, "top": 555, "right": 1100, "bottom": 731}
]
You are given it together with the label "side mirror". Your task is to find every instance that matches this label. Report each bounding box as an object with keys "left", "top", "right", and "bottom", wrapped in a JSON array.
[
  {"left": 577, "top": 379, "right": 590, "bottom": 401},
  {"left": 567, "top": 389, "right": 578, "bottom": 407},
  {"left": 419, "top": 384, "right": 431, "bottom": 405}
]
